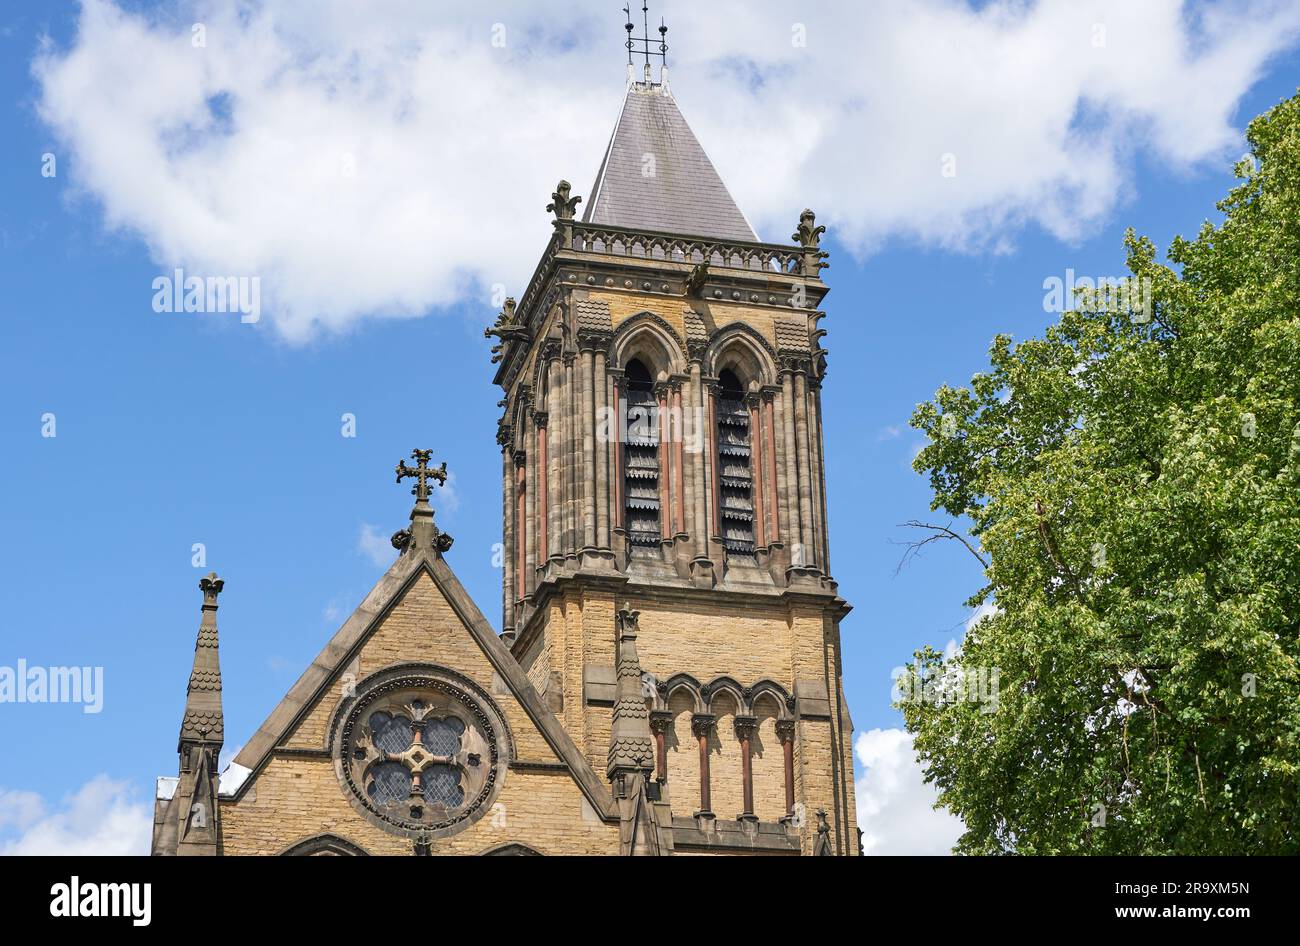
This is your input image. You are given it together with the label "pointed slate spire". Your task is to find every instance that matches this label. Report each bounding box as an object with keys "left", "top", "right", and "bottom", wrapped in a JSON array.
[
  {"left": 583, "top": 75, "right": 757, "bottom": 241},
  {"left": 170, "top": 571, "right": 225, "bottom": 856}
]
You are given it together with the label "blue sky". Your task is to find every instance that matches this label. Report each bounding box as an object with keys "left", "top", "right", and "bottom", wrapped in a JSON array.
[{"left": 2, "top": 0, "right": 1299, "bottom": 854}]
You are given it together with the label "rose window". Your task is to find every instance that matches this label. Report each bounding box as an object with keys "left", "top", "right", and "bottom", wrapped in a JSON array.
[
  {"left": 359, "top": 710, "right": 468, "bottom": 809},
  {"left": 334, "top": 671, "right": 505, "bottom": 837}
]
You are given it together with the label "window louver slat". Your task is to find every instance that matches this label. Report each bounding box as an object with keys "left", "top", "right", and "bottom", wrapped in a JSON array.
[
  {"left": 715, "top": 382, "right": 754, "bottom": 555},
  {"left": 623, "top": 365, "right": 661, "bottom": 547}
]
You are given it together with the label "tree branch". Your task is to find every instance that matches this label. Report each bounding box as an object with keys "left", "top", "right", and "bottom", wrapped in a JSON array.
[
  {"left": 893, "top": 520, "right": 989, "bottom": 576},
  {"left": 1035, "top": 500, "right": 1082, "bottom": 594}
]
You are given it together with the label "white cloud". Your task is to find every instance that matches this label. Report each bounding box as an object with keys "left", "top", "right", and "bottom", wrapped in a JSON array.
[
  {"left": 0, "top": 775, "right": 151, "bottom": 855},
  {"left": 357, "top": 521, "right": 392, "bottom": 567},
  {"left": 0, "top": 787, "right": 44, "bottom": 831},
  {"left": 855, "top": 727, "right": 965, "bottom": 855},
  {"left": 877, "top": 424, "right": 903, "bottom": 441},
  {"left": 33, "top": 0, "right": 1300, "bottom": 340},
  {"left": 436, "top": 470, "right": 461, "bottom": 516}
]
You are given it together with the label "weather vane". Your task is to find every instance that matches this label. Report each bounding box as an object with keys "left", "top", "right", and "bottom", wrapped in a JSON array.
[{"left": 624, "top": 2, "right": 668, "bottom": 71}]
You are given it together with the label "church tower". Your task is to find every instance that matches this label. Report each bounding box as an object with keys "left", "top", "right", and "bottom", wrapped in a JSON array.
[
  {"left": 488, "top": 13, "right": 858, "bottom": 855},
  {"left": 153, "top": 6, "right": 857, "bottom": 857}
]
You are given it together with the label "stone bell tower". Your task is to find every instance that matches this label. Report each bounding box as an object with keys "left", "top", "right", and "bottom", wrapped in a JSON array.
[{"left": 487, "top": 11, "right": 858, "bottom": 855}]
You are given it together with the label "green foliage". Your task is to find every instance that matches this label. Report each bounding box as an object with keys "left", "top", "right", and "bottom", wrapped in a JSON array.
[{"left": 904, "top": 92, "right": 1300, "bottom": 854}]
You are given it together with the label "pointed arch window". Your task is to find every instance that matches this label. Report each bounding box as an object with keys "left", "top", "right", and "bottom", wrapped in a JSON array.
[
  {"left": 716, "top": 369, "right": 754, "bottom": 555},
  {"left": 623, "top": 359, "right": 661, "bottom": 548}
]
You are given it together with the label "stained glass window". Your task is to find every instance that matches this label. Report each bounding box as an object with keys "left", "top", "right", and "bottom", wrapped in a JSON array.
[
  {"left": 422, "top": 764, "right": 465, "bottom": 807},
  {"left": 367, "top": 761, "right": 412, "bottom": 805},
  {"left": 423, "top": 716, "right": 465, "bottom": 757},
  {"left": 369, "top": 711, "right": 414, "bottom": 754}
]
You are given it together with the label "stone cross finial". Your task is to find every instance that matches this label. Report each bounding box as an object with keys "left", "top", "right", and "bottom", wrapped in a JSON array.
[
  {"left": 395, "top": 449, "right": 447, "bottom": 505},
  {"left": 393, "top": 451, "right": 454, "bottom": 557},
  {"left": 547, "top": 180, "right": 582, "bottom": 222}
]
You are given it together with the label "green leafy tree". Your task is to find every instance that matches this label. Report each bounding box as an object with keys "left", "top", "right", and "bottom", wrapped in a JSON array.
[{"left": 903, "top": 92, "right": 1300, "bottom": 854}]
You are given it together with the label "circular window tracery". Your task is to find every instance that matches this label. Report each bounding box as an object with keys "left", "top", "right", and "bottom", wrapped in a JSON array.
[{"left": 331, "top": 668, "right": 510, "bottom": 839}]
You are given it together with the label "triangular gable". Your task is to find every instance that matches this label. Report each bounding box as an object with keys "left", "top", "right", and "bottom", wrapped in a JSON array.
[{"left": 227, "top": 546, "right": 615, "bottom": 820}]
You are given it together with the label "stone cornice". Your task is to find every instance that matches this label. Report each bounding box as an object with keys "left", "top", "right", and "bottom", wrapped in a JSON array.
[{"left": 493, "top": 222, "right": 830, "bottom": 389}]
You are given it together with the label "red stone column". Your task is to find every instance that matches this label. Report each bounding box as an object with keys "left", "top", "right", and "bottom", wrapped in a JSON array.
[
  {"left": 707, "top": 385, "right": 721, "bottom": 537},
  {"left": 650, "top": 710, "right": 672, "bottom": 784},
  {"left": 514, "top": 457, "right": 526, "bottom": 601},
  {"left": 777, "top": 719, "right": 796, "bottom": 819},
  {"left": 673, "top": 383, "right": 686, "bottom": 535},
  {"left": 764, "top": 394, "right": 780, "bottom": 541},
  {"left": 691, "top": 713, "right": 715, "bottom": 815},
  {"left": 747, "top": 393, "right": 765, "bottom": 548},
  {"left": 736, "top": 715, "right": 758, "bottom": 821},
  {"left": 657, "top": 383, "right": 670, "bottom": 539},
  {"left": 612, "top": 379, "right": 623, "bottom": 526},
  {"left": 502, "top": 447, "right": 515, "bottom": 633},
  {"left": 536, "top": 419, "right": 548, "bottom": 565}
]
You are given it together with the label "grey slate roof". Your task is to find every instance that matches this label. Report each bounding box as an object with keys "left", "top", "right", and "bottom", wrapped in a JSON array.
[
  {"left": 774, "top": 316, "right": 812, "bottom": 353},
  {"left": 683, "top": 308, "right": 708, "bottom": 347},
  {"left": 583, "top": 81, "right": 758, "bottom": 242},
  {"left": 575, "top": 298, "right": 613, "bottom": 332}
]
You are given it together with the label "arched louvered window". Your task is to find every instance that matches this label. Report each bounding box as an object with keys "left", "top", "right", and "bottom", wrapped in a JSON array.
[
  {"left": 623, "top": 359, "right": 661, "bottom": 549},
  {"left": 716, "top": 370, "right": 754, "bottom": 555}
]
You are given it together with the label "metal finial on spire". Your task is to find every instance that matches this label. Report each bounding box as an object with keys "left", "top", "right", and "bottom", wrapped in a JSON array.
[
  {"left": 621, "top": 1, "right": 668, "bottom": 77},
  {"left": 624, "top": 4, "right": 634, "bottom": 65},
  {"left": 641, "top": 1, "right": 651, "bottom": 69}
]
